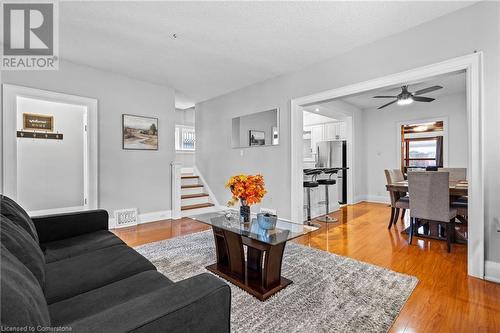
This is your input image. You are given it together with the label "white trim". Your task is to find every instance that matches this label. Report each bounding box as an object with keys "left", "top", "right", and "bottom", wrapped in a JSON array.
[
  {"left": 291, "top": 53, "right": 484, "bottom": 279},
  {"left": 357, "top": 195, "right": 390, "bottom": 204},
  {"left": 109, "top": 210, "right": 172, "bottom": 229},
  {"left": 28, "top": 205, "right": 88, "bottom": 217},
  {"left": 485, "top": 261, "right": 500, "bottom": 284},
  {"left": 1, "top": 84, "right": 98, "bottom": 212},
  {"left": 193, "top": 165, "right": 221, "bottom": 208},
  {"left": 171, "top": 162, "right": 182, "bottom": 219}
]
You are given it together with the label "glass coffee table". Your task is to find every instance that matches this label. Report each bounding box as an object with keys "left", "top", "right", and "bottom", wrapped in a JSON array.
[{"left": 190, "top": 211, "right": 319, "bottom": 301}]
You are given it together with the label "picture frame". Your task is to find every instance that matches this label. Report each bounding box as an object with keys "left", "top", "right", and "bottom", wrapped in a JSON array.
[
  {"left": 249, "top": 130, "right": 265, "bottom": 146},
  {"left": 122, "top": 114, "right": 158, "bottom": 150}
]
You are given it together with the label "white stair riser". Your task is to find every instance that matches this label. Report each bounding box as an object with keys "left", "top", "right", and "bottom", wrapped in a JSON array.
[
  {"left": 181, "top": 178, "right": 200, "bottom": 186},
  {"left": 181, "top": 187, "right": 205, "bottom": 196},
  {"left": 181, "top": 196, "right": 210, "bottom": 206},
  {"left": 181, "top": 205, "right": 218, "bottom": 217},
  {"left": 181, "top": 167, "right": 194, "bottom": 175}
]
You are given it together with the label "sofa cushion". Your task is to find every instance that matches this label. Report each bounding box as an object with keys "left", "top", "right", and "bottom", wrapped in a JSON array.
[
  {"left": 0, "top": 245, "right": 50, "bottom": 328},
  {"left": 49, "top": 270, "right": 174, "bottom": 326},
  {"left": 42, "top": 230, "right": 125, "bottom": 263},
  {"left": 1, "top": 195, "right": 39, "bottom": 243},
  {"left": 50, "top": 273, "right": 230, "bottom": 333},
  {"left": 45, "top": 244, "right": 156, "bottom": 304},
  {"left": 1, "top": 216, "right": 45, "bottom": 289}
]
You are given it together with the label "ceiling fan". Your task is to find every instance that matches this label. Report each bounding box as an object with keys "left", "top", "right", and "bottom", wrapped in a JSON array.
[{"left": 373, "top": 85, "right": 443, "bottom": 109}]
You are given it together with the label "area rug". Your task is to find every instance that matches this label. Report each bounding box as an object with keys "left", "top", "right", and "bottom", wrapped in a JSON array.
[{"left": 136, "top": 231, "right": 418, "bottom": 333}]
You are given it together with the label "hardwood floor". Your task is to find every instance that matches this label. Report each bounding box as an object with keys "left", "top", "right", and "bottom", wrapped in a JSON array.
[{"left": 112, "top": 202, "right": 500, "bottom": 332}]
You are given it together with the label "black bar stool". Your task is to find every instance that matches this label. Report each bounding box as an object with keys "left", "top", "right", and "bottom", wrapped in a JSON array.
[
  {"left": 303, "top": 169, "right": 323, "bottom": 227},
  {"left": 317, "top": 168, "right": 338, "bottom": 223}
]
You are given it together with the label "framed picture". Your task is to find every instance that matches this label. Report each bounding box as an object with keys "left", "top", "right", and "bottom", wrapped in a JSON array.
[
  {"left": 23, "top": 113, "right": 54, "bottom": 132},
  {"left": 249, "top": 130, "right": 265, "bottom": 146},
  {"left": 122, "top": 114, "right": 158, "bottom": 150}
]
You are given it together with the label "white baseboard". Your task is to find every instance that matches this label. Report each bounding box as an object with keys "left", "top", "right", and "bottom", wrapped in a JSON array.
[
  {"left": 355, "top": 195, "right": 390, "bottom": 204},
  {"left": 109, "top": 209, "right": 171, "bottom": 229},
  {"left": 485, "top": 261, "right": 500, "bottom": 284}
]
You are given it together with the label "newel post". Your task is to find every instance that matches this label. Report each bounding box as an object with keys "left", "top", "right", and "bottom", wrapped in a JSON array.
[{"left": 171, "top": 162, "right": 182, "bottom": 219}]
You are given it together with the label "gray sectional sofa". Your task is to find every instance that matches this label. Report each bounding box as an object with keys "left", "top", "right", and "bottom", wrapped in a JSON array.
[{"left": 0, "top": 195, "right": 231, "bottom": 332}]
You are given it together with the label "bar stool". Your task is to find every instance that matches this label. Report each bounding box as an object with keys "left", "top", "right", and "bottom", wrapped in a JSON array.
[
  {"left": 317, "top": 168, "right": 338, "bottom": 223},
  {"left": 303, "top": 169, "right": 322, "bottom": 227}
]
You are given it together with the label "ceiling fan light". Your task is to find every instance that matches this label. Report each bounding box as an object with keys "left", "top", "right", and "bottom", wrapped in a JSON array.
[{"left": 397, "top": 97, "right": 413, "bottom": 106}]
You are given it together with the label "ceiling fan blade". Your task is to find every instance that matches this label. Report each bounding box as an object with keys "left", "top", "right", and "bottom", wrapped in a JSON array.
[
  {"left": 373, "top": 96, "right": 397, "bottom": 98},
  {"left": 412, "top": 96, "right": 435, "bottom": 102},
  {"left": 377, "top": 100, "right": 397, "bottom": 109},
  {"left": 414, "top": 85, "right": 443, "bottom": 95}
]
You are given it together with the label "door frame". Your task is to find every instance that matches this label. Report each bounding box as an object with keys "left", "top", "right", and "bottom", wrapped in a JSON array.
[
  {"left": 1, "top": 84, "right": 98, "bottom": 214},
  {"left": 290, "top": 52, "right": 484, "bottom": 279}
]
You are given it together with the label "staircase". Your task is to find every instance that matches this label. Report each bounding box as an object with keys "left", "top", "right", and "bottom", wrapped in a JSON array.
[{"left": 180, "top": 169, "right": 217, "bottom": 217}]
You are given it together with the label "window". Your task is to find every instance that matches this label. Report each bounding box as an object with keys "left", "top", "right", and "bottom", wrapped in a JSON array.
[
  {"left": 403, "top": 137, "right": 438, "bottom": 169},
  {"left": 175, "top": 125, "right": 195, "bottom": 151},
  {"left": 401, "top": 121, "right": 444, "bottom": 172}
]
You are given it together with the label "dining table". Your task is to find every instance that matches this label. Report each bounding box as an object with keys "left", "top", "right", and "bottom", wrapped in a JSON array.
[
  {"left": 385, "top": 179, "right": 468, "bottom": 197},
  {"left": 385, "top": 179, "right": 468, "bottom": 244}
]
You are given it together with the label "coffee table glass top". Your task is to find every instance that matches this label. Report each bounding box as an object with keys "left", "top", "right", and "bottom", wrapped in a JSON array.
[{"left": 190, "top": 211, "right": 319, "bottom": 245}]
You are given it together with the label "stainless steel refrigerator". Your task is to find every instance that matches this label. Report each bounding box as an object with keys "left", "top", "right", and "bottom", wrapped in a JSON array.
[{"left": 316, "top": 140, "right": 347, "bottom": 204}]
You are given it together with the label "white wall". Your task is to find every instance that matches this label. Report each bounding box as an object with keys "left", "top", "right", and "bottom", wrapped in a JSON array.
[
  {"left": 174, "top": 107, "right": 195, "bottom": 167},
  {"left": 196, "top": 2, "right": 500, "bottom": 263},
  {"left": 16, "top": 97, "right": 86, "bottom": 211},
  {"left": 2, "top": 60, "right": 176, "bottom": 215},
  {"left": 362, "top": 93, "right": 467, "bottom": 202}
]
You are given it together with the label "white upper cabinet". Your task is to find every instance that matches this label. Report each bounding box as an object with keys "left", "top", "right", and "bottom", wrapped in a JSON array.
[
  {"left": 324, "top": 122, "right": 346, "bottom": 141},
  {"left": 304, "top": 121, "right": 346, "bottom": 158},
  {"left": 324, "top": 123, "right": 336, "bottom": 141},
  {"left": 310, "top": 125, "right": 324, "bottom": 153}
]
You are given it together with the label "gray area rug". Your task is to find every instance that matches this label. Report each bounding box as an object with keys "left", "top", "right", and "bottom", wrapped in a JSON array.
[{"left": 136, "top": 231, "right": 418, "bottom": 333}]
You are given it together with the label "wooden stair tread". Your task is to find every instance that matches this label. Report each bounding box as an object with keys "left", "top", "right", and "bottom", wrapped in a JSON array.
[
  {"left": 181, "top": 193, "right": 209, "bottom": 199},
  {"left": 181, "top": 175, "right": 199, "bottom": 179},
  {"left": 181, "top": 203, "right": 215, "bottom": 211},
  {"left": 181, "top": 184, "right": 204, "bottom": 188}
]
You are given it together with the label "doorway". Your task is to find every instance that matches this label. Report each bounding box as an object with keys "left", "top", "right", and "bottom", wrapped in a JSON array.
[
  {"left": 290, "top": 53, "right": 484, "bottom": 279},
  {"left": 2, "top": 85, "right": 98, "bottom": 215}
]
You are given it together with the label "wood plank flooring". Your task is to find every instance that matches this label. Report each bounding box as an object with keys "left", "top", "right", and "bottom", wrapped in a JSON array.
[{"left": 112, "top": 202, "right": 500, "bottom": 332}]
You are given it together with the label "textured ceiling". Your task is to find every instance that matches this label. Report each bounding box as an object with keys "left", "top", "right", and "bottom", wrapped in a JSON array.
[
  {"left": 58, "top": 1, "right": 475, "bottom": 106},
  {"left": 336, "top": 71, "right": 466, "bottom": 110}
]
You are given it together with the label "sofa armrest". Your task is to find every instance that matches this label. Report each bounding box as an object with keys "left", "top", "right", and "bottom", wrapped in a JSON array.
[
  {"left": 32, "top": 210, "right": 109, "bottom": 243},
  {"left": 69, "top": 273, "right": 231, "bottom": 333}
]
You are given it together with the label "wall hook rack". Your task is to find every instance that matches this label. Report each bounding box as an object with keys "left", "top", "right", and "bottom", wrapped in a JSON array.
[{"left": 17, "top": 130, "right": 63, "bottom": 140}]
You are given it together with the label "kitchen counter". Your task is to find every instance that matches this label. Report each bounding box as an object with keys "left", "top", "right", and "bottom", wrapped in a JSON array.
[{"left": 303, "top": 167, "right": 349, "bottom": 172}]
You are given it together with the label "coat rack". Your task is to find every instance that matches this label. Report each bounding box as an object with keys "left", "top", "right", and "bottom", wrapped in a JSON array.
[{"left": 17, "top": 131, "right": 63, "bottom": 140}]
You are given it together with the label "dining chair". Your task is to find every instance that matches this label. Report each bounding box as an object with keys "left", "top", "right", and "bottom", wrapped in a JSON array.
[
  {"left": 384, "top": 169, "right": 409, "bottom": 229},
  {"left": 407, "top": 172, "right": 457, "bottom": 252},
  {"left": 438, "top": 168, "right": 467, "bottom": 181},
  {"left": 452, "top": 196, "right": 468, "bottom": 223}
]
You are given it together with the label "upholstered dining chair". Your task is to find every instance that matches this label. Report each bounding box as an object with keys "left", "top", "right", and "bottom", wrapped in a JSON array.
[
  {"left": 407, "top": 172, "right": 457, "bottom": 252},
  {"left": 438, "top": 167, "right": 467, "bottom": 182},
  {"left": 384, "top": 169, "right": 409, "bottom": 229},
  {"left": 439, "top": 168, "right": 468, "bottom": 222}
]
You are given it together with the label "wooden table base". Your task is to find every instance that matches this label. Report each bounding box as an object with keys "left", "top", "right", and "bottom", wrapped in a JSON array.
[{"left": 208, "top": 226, "right": 292, "bottom": 301}]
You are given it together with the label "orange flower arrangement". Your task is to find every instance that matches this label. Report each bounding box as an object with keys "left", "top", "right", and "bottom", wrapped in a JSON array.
[{"left": 225, "top": 174, "right": 267, "bottom": 206}]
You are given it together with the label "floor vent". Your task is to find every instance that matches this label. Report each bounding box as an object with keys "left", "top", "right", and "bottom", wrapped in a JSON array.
[{"left": 114, "top": 208, "right": 138, "bottom": 227}]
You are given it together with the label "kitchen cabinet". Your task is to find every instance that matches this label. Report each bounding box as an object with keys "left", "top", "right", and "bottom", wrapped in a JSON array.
[{"left": 304, "top": 121, "right": 347, "bottom": 164}]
